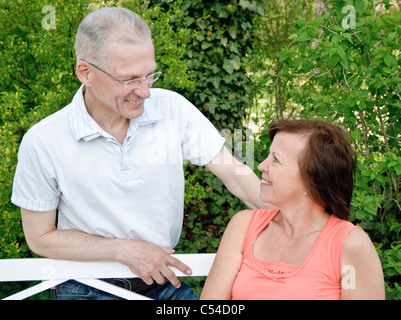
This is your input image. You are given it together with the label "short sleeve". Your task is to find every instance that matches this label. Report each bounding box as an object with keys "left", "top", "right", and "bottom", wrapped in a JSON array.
[
  {"left": 11, "top": 132, "right": 60, "bottom": 212},
  {"left": 178, "top": 96, "right": 225, "bottom": 166}
]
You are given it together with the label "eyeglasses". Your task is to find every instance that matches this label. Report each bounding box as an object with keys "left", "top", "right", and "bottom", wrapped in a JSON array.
[{"left": 87, "top": 61, "right": 161, "bottom": 89}]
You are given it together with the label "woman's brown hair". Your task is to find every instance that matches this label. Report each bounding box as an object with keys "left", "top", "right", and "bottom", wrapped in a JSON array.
[{"left": 269, "top": 119, "right": 356, "bottom": 220}]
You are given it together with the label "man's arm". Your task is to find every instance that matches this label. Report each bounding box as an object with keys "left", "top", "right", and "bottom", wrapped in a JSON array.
[
  {"left": 20, "top": 208, "right": 191, "bottom": 288},
  {"left": 206, "top": 146, "right": 273, "bottom": 210}
]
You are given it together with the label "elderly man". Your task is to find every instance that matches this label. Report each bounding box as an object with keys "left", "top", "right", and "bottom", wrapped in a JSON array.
[{"left": 11, "top": 7, "right": 266, "bottom": 300}]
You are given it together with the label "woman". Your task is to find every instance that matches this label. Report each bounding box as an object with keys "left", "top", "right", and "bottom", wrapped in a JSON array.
[{"left": 201, "top": 119, "right": 385, "bottom": 300}]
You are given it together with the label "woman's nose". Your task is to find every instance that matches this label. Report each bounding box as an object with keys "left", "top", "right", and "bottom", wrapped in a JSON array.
[{"left": 258, "top": 157, "right": 269, "bottom": 173}]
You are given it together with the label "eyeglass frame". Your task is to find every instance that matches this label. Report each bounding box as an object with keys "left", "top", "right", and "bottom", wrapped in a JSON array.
[{"left": 85, "top": 61, "right": 162, "bottom": 88}]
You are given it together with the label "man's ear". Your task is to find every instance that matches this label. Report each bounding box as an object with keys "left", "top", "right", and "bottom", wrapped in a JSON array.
[{"left": 76, "top": 60, "right": 93, "bottom": 87}]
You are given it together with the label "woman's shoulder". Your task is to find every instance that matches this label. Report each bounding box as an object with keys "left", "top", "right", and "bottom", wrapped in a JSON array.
[
  {"left": 225, "top": 208, "right": 279, "bottom": 246},
  {"left": 341, "top": 223, "right": 385, "bottom": 299},
  {"left": 227, "top": 210, "right": 254, "bottom": 233},
  {"left": 229, "top": 208, "right": 278, "bottom": 227},
  {"left": 342, "top": 226, "right": 374, "bottom": 256},
  {"left": 341, "top": 223, "right": 380, "bottom": 271},
  {"left": 231, "top": 209, "right": 254, "bottom": 221}
]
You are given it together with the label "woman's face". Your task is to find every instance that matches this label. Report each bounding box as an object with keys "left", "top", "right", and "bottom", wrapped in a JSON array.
[{"left": 258, "top": 131, "right": 308, "bottom": 208}]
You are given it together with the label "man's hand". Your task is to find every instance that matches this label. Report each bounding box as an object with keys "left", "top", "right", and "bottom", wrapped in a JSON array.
[{"left": 117, "top": 240, "right": 192, "bottom": 288}]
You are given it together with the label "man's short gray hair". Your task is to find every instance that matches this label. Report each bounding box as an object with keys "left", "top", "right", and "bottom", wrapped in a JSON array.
[{"left": 74, "top": 7, "right": 152, "bottom": 64}]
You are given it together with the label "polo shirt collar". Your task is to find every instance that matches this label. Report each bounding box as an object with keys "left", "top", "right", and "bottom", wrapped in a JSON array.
[{"left": 70, "top": 85, "right": 163, "bottom": 142}]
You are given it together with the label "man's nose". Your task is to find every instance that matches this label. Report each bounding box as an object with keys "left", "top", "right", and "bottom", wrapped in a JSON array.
[{"left": 133, "top": 83, "right": 151, "bottom": 99}]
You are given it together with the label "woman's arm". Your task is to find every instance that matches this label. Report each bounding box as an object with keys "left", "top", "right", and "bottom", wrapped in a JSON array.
[
  {"left": 341, "top": 228, "right": 385, "bottom": 300},
  {"left": 200, "top": 210, "right": 253, "bottom": 299}
]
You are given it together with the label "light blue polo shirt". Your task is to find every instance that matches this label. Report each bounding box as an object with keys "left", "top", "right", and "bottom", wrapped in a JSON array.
[{"left": 11, "top": 86, "right": 225, "bottom": 248}]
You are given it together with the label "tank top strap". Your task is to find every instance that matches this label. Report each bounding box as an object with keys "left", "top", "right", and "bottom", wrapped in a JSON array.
[{"left": 242, "top": 209, "right": 280, "bottom": 253}]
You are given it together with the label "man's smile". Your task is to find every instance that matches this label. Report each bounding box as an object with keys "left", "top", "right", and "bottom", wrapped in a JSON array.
[{"left": 126, "top": 100, "right": 142, "bottom": 105}]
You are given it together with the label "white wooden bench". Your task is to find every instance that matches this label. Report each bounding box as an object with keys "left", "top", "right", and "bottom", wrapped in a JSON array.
[{"left": 0, "top": 253, "right": 215, "bottom": 300}]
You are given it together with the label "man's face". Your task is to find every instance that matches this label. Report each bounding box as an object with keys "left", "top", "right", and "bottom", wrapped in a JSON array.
[{"left": 86, "top": 37, "right": 158, "bottom": 120}]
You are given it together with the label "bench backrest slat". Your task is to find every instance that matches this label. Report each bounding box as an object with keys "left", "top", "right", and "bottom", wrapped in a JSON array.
[{"left": 0, "top": 253, "right": 215, "bottom": 300}]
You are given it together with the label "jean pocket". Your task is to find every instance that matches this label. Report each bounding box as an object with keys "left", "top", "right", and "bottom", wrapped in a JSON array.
[{"left": 53, "top": 280, "right": 92, "bottom": 300}]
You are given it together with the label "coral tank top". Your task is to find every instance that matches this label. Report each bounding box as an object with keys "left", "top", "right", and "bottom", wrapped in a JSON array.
[{"left": 231, "top": 209, "right": 361, "bottom": 300}]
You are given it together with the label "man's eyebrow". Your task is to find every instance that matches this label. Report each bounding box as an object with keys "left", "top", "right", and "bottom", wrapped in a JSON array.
[
  {"left": 120, "top": 74, "right": 141, "bottom": 80},
  {"left": 118, "top": 66, "right": 158, "bottom": 80},
  {"left": 115, "top": 72, "right": 142, "bottom": 80}
]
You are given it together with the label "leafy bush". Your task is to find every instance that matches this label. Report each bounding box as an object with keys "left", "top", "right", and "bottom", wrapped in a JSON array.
[
  {"left": 254, "top": 0, "right": 401, "bottom": 299},
  {"left": 151, "top": 0, "right": 265, "bottom": 131}
]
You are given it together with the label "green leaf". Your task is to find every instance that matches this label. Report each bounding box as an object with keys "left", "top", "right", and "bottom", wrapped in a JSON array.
[
  {"left": 201, "top": 41, "right": 212, "bottom": 50},
  {"left": 222, "top": 56, "right": 241, "bottom": 75},
  {"left": 328, "top": 54, "right": 340, "bottom": 67},
  {"left": 355, "top": 0, "right": 368, "bottom": 15},
  {"left": 343, "top": 33, "right": 353, "bottom": 43},
  {"left": 384, "top": 55, "right": 397, "bottom": 67},
  {"left": 228, "top": 26, "right": 238, "bottom": 40}
]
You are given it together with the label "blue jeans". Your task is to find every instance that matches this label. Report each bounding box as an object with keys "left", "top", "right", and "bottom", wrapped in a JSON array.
[{"left": 52, "top": 279, "right": 198, "bottom": 300}]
